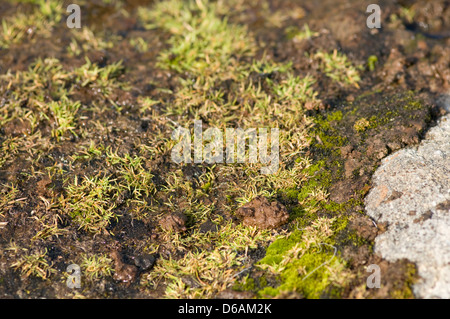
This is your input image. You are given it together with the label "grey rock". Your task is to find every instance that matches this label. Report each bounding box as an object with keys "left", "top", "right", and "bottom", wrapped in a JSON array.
[{"left": 365, "top": 114, "right": 450, "bottom": 299}]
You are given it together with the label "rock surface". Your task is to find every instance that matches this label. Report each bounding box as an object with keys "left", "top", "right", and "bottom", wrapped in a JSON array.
[
  {"left": 236, "top": 196, "right": 289, "bottom": 229},
  {"left": 365, "top": 113, "right": 450, "bottom": 298}
]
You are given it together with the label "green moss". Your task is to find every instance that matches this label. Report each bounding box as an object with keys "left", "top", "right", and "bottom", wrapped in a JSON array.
[
  {"left": 367, "top": 55, "right": 378, "bottom": 71},
  {"left": 65, "top": 175, "right": 119, "bottom": 234},
  {"left": 253, "top": 90, "right": 431, "bottom": 299},
  {"left": 327, "top": 110, "right": 343, "bottom": 122},
  {"left": 314, "top": 110, "right": 342, "bottom": 130},
  {"left": 285, "top": 24, "right": 319, "bottom": 41},
  {"left": 201, "top": 181, "right": 212, "bottom": 192},
  {"left": 339, "top": 229, "right": 368, "bottom": 248},
  {"left": 312, "top": 111, "right": 348, "bottom": 151},
  {"left": 353, "top": 117, "right": 371, "bottom": 132},
  {"left": 263, "top": 231, "right": 303, "bottom": 262},
  {"left": 313, "top": 50, "right": 361, "bottom": 87},
  {"left": 234, "top": 276, "right": 256, "bottom": 292},
  {"left": 247, "top": 91, "right": 386, "bottom": 298},
  {"left": 253, "top": 203, "right": 353, "bottom": 298},
  {"left": 1, "top": 0, "right": 64, "bottom": 48},
  {"left": 284, "top": 188, "right": 300, "bottom": 200}
]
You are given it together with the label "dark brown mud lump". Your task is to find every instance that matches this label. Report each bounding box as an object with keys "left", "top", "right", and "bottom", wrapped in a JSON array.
[
  {"left": 110, "top": 250, "right": 138, "bottom": 284},
  {"left": 159, "top": 212, "right": 187, "bottom": 232},
  {"left": 235, "top": 196, "right": 289, "bottom": 229},
  {"left": 133, "top": 254, "right": 157, "bottom": 271},
  {"left": 216, "top": 289, "right": 255, "bottom": 299}
]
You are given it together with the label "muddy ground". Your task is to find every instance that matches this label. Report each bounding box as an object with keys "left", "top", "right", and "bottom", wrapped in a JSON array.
[{"left": 0, "top": 0, "right": 449, "bottom": 299}]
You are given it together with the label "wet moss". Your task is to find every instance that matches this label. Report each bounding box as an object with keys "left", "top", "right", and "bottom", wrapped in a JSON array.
[
  {"left": 234, "top": 276, "right": 256, "bottom": 292},
  {"left": 0, "top": 0, "right": 439, "bottom": 300},
  {"left": 367, "top": 55, "right": 378, "bottom": 72}
]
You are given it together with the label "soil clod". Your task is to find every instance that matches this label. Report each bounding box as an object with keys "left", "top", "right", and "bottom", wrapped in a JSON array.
[{"left": 159, "top": 212, "right": 188, "bottom": 232}]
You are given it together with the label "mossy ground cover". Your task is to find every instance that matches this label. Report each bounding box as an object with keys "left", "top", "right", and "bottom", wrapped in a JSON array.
[{"left": 0, "top": 0, "right": 446, "bottom": 298}]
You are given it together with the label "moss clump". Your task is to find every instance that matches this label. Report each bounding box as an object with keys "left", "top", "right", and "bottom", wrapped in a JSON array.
[
  {"left": 285, "top": 24, "right": 319, "bottom": 41},
  {"left": 313, "top": 50, "right": 362, "bottom": 88},
  {"left": 138, "top": 0, "right": 255, "bottom": 81},
  {"left": 349, "top": 91, "right": 430, "bottom": 132},
  {"left": 367, "top": 55, "right": 378, "bottom": 71},
  {"left": 0, "top": 0, "right": 64, "bottom": 48},
  {"left": 246, "top": 90, "right": 430, "bottom": 298},
  {"left": 244, "top": 102, "right": 355, "bottom": 298},
  {"left": 234, "top": 276, "right": 256, "bottom": 292}
]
